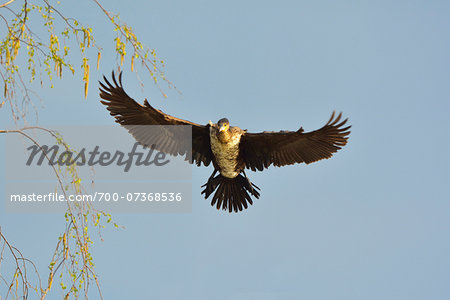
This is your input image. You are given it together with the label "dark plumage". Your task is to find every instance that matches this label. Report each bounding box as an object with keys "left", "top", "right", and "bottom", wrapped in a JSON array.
[{"left": 99, "top": 72, "right": 351, "bottom": 213}]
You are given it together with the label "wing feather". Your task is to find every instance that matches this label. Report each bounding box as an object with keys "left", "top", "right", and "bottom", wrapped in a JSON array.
[
  {"left": 99, "top": 71, "right": 213, "bottom": 166},
  {"left": 240, "top": 112, "right": 351, "bottom": 171}
]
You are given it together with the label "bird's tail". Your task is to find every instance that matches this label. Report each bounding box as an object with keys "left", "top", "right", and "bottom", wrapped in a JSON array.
[{"left": 201, "top": 173, "right": 260, "bottom": 213}]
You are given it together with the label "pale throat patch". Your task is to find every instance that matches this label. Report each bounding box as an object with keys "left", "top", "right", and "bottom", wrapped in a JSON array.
[{"left": 209, "top": 126, "right": 243, "bottom": 178}]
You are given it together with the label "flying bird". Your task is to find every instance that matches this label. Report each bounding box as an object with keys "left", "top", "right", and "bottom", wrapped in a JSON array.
[{"left": 99, "top": 72, "right": 351, "bottom": 213}]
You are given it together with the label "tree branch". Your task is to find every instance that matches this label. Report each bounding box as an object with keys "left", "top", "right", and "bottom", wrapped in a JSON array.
[{"left": 0, "top": 0, "right": 17, "bottom": 9}]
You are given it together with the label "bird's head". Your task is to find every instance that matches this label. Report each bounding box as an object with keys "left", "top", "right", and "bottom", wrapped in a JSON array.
[{"left": 217, "top": 118, "right": 230, "bottom": 132}]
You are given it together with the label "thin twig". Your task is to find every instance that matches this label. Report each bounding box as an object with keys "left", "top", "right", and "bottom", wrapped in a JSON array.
[{"left": 0, "top": 0, "right": 17, "bottom": 9}]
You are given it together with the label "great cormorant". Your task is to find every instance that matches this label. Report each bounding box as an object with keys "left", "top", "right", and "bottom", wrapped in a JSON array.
[{"left": 99, "top": 72, "right": 351, "bottom": 213}]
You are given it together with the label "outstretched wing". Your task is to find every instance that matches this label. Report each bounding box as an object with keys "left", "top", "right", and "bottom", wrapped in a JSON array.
[
  {"left": 99, "top": 71, "right": 213, "bottom": 166},
  {"left": 239, "top": 112, "right": 351, "bottom": 171}
]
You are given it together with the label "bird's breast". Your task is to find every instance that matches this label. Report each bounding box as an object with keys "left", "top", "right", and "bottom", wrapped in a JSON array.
[{"left": 209, "top": 128, "right": 242, "bottom": 178}]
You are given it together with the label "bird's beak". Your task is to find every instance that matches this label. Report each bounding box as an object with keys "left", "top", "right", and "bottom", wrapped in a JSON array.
[
  {"left": 219, "top": 125, "right": 227, "bottom": 132},
  {"left": 209, "top": 120, "right": 213, "bottom": 126}
]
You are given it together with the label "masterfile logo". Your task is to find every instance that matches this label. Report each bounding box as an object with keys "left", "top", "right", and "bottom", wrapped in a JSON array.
[
  {"left": 25, "top": 142, "right": 170, "bottom": 171},
  {"left": 4, "top": 125, "right": 193, "bottom": 213}
]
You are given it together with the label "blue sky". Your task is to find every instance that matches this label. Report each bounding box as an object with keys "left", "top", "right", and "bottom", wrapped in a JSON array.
[{"left": 1, "top": 0, "right": 450, "bottom": 299}]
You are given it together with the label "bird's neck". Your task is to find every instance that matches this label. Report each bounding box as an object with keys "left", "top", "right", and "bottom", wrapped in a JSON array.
[{"left": 217, "top": 130, "right": 231, "bottom": 144}]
